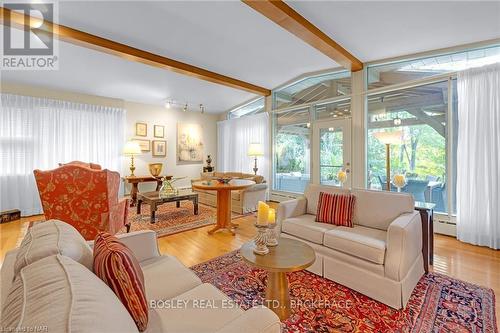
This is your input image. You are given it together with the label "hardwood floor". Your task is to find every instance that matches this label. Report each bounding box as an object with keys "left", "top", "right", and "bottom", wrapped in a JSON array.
[{"left": 1, "top": 209, "right": 499, "bottom": 320}]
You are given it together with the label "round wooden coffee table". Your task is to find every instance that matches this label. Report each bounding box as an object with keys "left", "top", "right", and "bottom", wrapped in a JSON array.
[
  {"left": 192, "top": 179, "right": 255, "bottom": 235},
  {"left": 240, "top": 237, "right": 316, "bottom": 320}
]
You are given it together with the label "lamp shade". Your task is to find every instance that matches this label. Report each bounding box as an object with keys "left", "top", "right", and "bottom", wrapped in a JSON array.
[
  {"left": 373, "top": 130, "right": 403, "bottom": 145},
  {"left": 248, "top": 143, "right": 264, "bottom": 156},
  {"left": 123, "top": 141, "right": 141, "bottom": 155}
]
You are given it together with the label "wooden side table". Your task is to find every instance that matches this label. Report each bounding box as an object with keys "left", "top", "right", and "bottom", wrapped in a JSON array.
[
  {"left": 415, "top": 201, "right": 436, "bottom": 274},
  {"left": 123, "top": 175, "right": 172, "bottom": 206},
  {"left": 191, "top": 179, "right": 255, "bottom": 235},
  {"left": 241, "top": 238, "right": 316, "bottom": 321}
]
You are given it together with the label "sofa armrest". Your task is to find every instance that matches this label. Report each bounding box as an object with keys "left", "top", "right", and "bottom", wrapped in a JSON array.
[
  {"left": 116, "top": 230, "right": 161, "bottom": 262},
  {"left": 385, "top": 211, "right": 422, "bottom": 281},
  {"left": 277, "top": 197, "right": 307, "bottom": 232},
  {"left": 215, "top": 306, "right": 281, "bottom": 333}
]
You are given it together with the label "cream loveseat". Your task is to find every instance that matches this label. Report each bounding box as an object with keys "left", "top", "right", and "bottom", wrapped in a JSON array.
[
  {"left": 191, "top": 172, "right": 268, "bottom": 214},
  {"left": 277, "top": 184, "right": 424, "bottom": 309},
  {"left": 0, "top": 221, "right": 281, "bottom": 333}
]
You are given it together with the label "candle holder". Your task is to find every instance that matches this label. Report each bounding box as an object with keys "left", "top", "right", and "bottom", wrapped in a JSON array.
[
  {"left": 253, "top": 223, "right": 269, "bottom": 255},
  {"left": 266, "top": 224, "right": 279, "bottom": 247}
]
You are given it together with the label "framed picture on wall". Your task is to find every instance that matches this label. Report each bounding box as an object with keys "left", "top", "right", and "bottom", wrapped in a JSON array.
[
  {"left": 136, "top": 122, "right": 147, "bottom": 136},
  {"left": 154, "top": 125, "right": 165, "bottom": 138},
  {"left": 152, "top": 140, "right": 167, "bottom": 157},
  {"left": 134, "top": 139, "right": 150, "bottom": 152}
]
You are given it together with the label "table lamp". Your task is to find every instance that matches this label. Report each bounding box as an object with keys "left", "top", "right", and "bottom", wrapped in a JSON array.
[
  {"left": 373, "top": 131, "right": 402, "bottom": 191},
  {"left": 123, "top": 141, "right": 141, "bottom": 177},
  {"left": 248, "top": 143, "right": 264, "bottom": 175}
]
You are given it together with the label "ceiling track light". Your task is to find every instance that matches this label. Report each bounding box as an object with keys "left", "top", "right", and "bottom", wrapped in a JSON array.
[{"left": 163, "top": 99, "right": 205, "bottom": 113}]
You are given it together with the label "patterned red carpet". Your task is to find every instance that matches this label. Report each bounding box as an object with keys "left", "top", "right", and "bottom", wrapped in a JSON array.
[
  {"left": 125, "top": 201, "right": 253, "bottom": 237},
  {"left": 191, "top": 250, "right": 497, "bottom": 333},
  {"left": 125, "top": 201, "right": 215, "bottom": 237}
]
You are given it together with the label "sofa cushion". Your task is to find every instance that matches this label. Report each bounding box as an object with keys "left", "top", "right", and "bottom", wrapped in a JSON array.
[
  {"left": 316, "top": 192, "right": 356, "bottom": 227},
  {"left": 351, "top": 189, "right": 414, "bottom": 230},
  {"left": 146, "top": 283, "right": 243, "bottom": 333},
  {"left": 281, "top": 214, "right": 338, "bottom": 244},
  {"left": 93, "top": 232, "right": 148, "bottom": 331},
  {"left": 304, "top": 184, "right": 351, "bottom": 215},
  {"left": 140, "top": 256, "right": 202, "bottom": 300},
  {"left": 1, "top": 255, "right": 138, "bottom": 333},
  {"left": 14, "top": 219, "right": 93, "bottom": 276},
  {"left": 323, "top": 226, "right": 387, "bottom": 264}
]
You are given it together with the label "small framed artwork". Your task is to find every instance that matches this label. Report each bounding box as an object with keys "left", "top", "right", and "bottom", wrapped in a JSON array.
[
  {"left": 136, "top": 122, "right": 147, "bottom": 137},
  {"left": 134, "top": 139, "right": 150, "bottom": 152},
  {"left": 154, "top": 125, "right": 165, "bottom": 138},
  {"left": 152, "top": 140, "right": 167, "bottom": 157}
]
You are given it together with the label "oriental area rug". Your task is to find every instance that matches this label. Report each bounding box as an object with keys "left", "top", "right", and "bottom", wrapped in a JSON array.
[
  {"left": 125, "top": 201, "right": 253, "bottom": 237},
  {"left": 191, "top": 250, "right": 497, "bottom": 333}
]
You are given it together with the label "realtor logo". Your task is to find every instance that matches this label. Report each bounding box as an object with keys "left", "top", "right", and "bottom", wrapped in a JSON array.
[{"left": 1, "top": 2, "right": 58, "bottom": 70}]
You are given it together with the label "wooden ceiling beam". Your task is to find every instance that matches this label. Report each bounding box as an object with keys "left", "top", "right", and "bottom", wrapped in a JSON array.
[
  {"left": 242, "top": 0, "right": 363, "bottom": 72},
  {"left": 0, "top": 7, "right": 271, "bottom": 96}
]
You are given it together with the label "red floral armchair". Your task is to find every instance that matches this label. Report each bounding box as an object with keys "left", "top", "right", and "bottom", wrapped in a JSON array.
[{"left": 33, "top": 165, "right": 130, "bottom": 240}]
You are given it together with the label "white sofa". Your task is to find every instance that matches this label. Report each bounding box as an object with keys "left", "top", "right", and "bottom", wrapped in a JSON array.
[
  {"left": 0, "top": 221, "right": 281, "bottom": 333},
  {"left": 277, "top": 184, "right": 424, "bottom": 309}
]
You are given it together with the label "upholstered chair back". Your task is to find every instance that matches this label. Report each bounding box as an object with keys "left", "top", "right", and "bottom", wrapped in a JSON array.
[
  {"left": 33, "top": 165, "right": 128, "bottom": 240},
  {"left": 58, "top": 160, "right": 102, "bottom": 170}
]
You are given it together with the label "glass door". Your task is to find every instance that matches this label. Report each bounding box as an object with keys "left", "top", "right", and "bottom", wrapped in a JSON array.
[{"left": 312, "top": 118, "right": 352, "bottom": 187}]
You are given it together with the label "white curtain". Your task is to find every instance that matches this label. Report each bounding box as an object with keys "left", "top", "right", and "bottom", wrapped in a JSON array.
[
  {"left": 217, "top": 112, "right": 270, "bottom": 181},
  {"left": 0, "top": 93, "right": 126, "bottom": 216},
  {"left": 456, "top": 63, "right": 500, "bottom": 249}
]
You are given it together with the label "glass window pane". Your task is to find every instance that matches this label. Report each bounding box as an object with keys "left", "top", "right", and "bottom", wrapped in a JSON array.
[
  {"left": 228, "top": 98, "right": 264, "bottom": 119},
  {"left": 367, "top": 81, "right": 449, "bottom": 213},
  {"left": 274, "top": 71, "right": 351, "bottom": 109},
  {"left": 368, "top": 45, "right": 500, "bottom": 90},
  {"left": 320, "top": 127, "right": 343, "bottom": 186},
  {"left": 273, "top": 108, "right": 311, "bottom": 193},
  {"left": 451, "top": 79, "right": 458, "bottom": 215},
  {"left": 315, "top": 99, "right": 351, "bottom": 120}
]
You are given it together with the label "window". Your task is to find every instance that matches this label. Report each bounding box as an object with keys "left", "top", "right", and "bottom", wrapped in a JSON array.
[
  {"left": 227, "top": 97, "right": 264, "bottom": 119},
  {"left": 273, "top": 107, "right": 311, "bottom": 193},
  {"left": 368, "top": 45, "right": 500, "bottom": 90},
  {"left": 367, "top": 81, "right": 452, "bottom": 213},
  {"left": 274, "top": 71, "right": 351, "bottom": 109}
]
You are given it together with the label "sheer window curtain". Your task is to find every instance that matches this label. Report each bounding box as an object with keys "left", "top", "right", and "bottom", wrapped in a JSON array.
[
  {"left": 217, "top": 113, "right": 270, "bottom": 181},
  {"left": 0, "top": 93, "right": 126, "bottom": 216},
  {"left": 456, "top": 63, "right": 500, "bottom": 249}
]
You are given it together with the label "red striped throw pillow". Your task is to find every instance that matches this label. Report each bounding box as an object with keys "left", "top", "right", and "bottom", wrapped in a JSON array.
[
  {"left": 316, "top": 192, "right": 356, "bottom": 227},
  {"left": 93, "top": 232, "right": 148, "bottom": 331}
]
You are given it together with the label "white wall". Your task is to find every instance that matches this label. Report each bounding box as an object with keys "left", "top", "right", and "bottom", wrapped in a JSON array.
[
  {"left": 1, "top": 82, "right": 219, "bottom": 193},
  {"left": 123, "top": 101, "right": 218, "bottom": 192}
]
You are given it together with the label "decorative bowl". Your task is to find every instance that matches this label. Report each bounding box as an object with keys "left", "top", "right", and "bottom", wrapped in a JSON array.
[
  {"left": 148, "top": 163, "right": 163, "bottom": 177},
  {"left": 216, "top": 177, "right": 232, "bottom": 184}
]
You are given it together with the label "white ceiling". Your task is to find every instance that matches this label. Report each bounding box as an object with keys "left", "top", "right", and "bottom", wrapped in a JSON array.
[
  {"left": 288, "top": 1, "right": 500, "bottom": 62},
  {"left": 2, "top": 1, "right": 499, "bottom": 113}
]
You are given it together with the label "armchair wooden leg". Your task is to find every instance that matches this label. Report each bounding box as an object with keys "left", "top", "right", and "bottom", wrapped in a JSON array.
[{"left": 126, "top": 224, "right": 131, "bottom": 233}]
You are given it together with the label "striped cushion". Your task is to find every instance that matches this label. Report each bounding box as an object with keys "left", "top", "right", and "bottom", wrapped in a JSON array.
[
  {"left": 93, "top": 232, "right": 148, "bottom": 331},
  {"left": 316, "top": 192, "right": 356, "bottom": 227}
]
